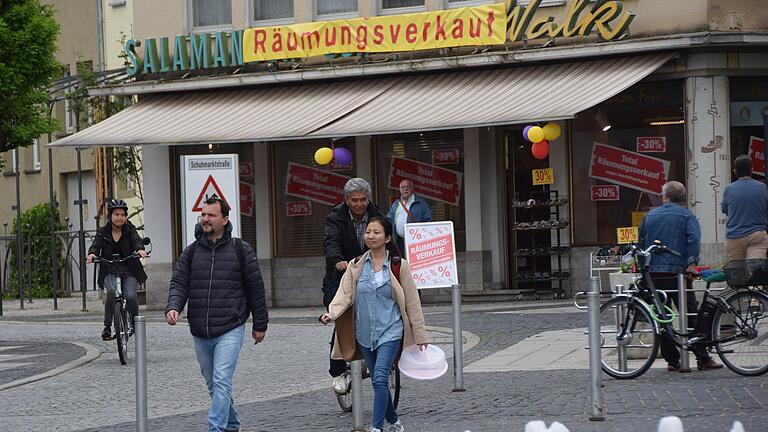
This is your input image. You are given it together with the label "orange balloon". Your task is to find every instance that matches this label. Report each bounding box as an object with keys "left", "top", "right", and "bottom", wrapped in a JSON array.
[{"left": 531, "top": 140, "right": 549, "bottom": 160}]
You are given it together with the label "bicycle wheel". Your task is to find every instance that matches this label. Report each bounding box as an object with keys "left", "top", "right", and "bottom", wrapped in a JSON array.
[
  {"left": 389, "top": 365, "right": 400, "bottom": 409},
  {"left": 599, "top": 296, "right": 659, "bottom": 379},
  {"left": 336, "top": 390, "right": 352, "bottom": 412},
  {"left": 712, "top": 290, "right": 768, "bottom": 376},
  {"left": 113, "top": 300, "right": 129, "bottom": 365}
]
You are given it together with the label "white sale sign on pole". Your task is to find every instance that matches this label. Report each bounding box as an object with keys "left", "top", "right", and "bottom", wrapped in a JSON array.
[
  {"left": 404, "top": 221, "right": 459, "bottom": 289},
  {"left": 180, "top": 154, "right": 240, "bottom": 247}
]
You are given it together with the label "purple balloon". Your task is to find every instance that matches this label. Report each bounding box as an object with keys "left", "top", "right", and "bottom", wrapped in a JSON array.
[
  {"left": 522, "top": 126, "right": 533, "bottom": 142},
  {"left": 333, "top": 147, "right": 353, "bottom": 165}
]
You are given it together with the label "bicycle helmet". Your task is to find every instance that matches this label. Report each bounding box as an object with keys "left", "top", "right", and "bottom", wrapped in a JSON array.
[{"left": 106, "top": 198, "right": 129, "bottom": 215}]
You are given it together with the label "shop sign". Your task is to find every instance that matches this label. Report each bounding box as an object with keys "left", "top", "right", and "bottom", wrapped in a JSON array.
[
  {"left": 532, "top": 168, "right": 554, "bottom": 185},
  {"left": 749, "top": 136, "right": 765, "bottom": 176},
  {"left": 389, "top": 156, "right": 463, "bottom": 206},
  {"left": 240, "top": 181, "right": 254, "bottom": 217},
  {"left": 589, "top": 142, "right": 670, "bottom": 195},
  {"left": 330, "top": 159, "right": 353, "bottom": 172},
  {"left": 730, "top": 102, "right": 768, "bottom": 127},
  {"left": 632, "top": 211, "right": 646, "bottom": 227},
  {"left": 285, "top": 162, "right": 350, "bottom": 206},
  {"left": 286, "top": 200, "right": 312, "bottom": 217},
  {"left": 636, "top": 136, "right": 667, "bottom": 153},
  {"left": 239, "top": 161, "right": 253, "bottom": 177},
  {"left": 180, "top": 154, "right": 240, "bottom": 247},
  {"left": 432, "top": 149, "right": 460, "bottom": 165},
  {"left": 617, "top": 226, "right": 639, "bottom": 244},
  {"left": 125, "top": 0, "right": 634, "bottom": 77},
  {"left": 591, "top": 184, "right": 619, "bottom": 201},
  {"left": 404, "top": 221, "right": 459, "bottom": 289}
]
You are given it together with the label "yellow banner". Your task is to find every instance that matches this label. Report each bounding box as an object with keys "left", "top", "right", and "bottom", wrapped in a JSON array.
[
  {"left": 532, "top": 168, "right": 554, "bottom": 185},
  {"left": 243, "top": 4, "right": 506, "bottom": 62}
]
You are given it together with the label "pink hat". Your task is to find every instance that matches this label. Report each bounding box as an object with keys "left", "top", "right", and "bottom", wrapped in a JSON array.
[{"left": 398, "top": 344, "right": 448, "bottom": 380}]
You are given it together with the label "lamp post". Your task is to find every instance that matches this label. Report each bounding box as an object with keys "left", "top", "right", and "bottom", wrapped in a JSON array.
[{"left": 48, "top": 100, "right": 59, "bottom": 310}]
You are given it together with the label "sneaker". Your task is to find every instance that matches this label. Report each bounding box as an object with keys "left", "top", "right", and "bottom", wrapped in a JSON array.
[
  {"left": 387, "top": 420, "right": 405, "bottom": 432},
  {"left": 101, "top": 326, "right": 112, "bottom": 341},
  {"left": 667, "top": 363, "right": 680, "bottom": 372},
  {"left": 697, "top": 359, "right": 724, "bottom": 370},
  {"left": 368, "top": 428, "right": 382, "bottom": 432},
  {"left": 332, "top": 372, "right": 351, "bottom": 395}
]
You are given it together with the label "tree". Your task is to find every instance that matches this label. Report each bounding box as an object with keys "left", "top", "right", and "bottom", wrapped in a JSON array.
[{"left": 0, "top": 0, "right": 60, "bottom": 161}]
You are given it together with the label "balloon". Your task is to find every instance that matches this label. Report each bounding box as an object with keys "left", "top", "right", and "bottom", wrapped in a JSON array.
[
  {"left": 527, "top": 126, "right": 544, "bottom": 143},
  {"left": 543, "top": 122, "right": 561, "bottom": 141},
  {"left": 333, "top": 147, "right": 353, "bottom": 165},
  {"left": 531, "top": 140, "right": 549, "bottom": 160},
  {"left": 314, "top": 147, "right": 333, "bottom": 165},
  {"left": 522, "top": 125, "right": 534, "bottom": 142}
]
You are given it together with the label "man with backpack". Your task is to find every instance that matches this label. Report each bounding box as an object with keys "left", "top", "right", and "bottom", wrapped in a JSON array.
[{"left": 166, "top": 197, "right": 268, "bottom": 432}]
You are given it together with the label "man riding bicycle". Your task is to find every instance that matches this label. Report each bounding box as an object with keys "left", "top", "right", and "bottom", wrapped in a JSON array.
[{"left": 87, "top": 199, "right": 148, "bottom": 340}]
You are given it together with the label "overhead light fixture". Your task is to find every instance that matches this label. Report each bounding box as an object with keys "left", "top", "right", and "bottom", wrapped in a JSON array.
[
  {"left": 648, "top": 119, "right": 685, "bottom": 126},
  {"left": 595, "top": 109, "right": 611, "bottom": 132}
]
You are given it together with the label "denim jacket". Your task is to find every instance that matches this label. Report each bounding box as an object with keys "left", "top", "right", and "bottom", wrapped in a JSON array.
[
  {"left": 638, "top": 202, "right": 701, "bottom": 273},
  {"left": 387, "top": 194, "right": 432, "bottom": 235},
  {"left": 354, "top": 254, "right": 403, "bottom": 350}
]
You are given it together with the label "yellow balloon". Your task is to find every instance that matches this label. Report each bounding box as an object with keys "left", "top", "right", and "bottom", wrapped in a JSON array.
[
  {"left": 543, "top": 123, "right": 561, "bottom": 141},
  {"left": 314, "top": 147, "right": 333, "bottom": 165},
  {"left": 527, "top": 126, "right": 544, "bottom": 143}
]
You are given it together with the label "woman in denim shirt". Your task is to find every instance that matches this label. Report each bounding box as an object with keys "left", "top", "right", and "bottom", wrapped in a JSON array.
[{"left": 321, "top": 217, "right": 428, "bottom": 432}]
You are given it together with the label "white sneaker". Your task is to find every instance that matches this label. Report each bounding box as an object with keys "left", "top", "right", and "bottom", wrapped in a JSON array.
[
  {"left": 332, "top": 371, "right": 351, "bottom": 395},
  {"left": 387, "top": 420, "right": 404, "bottom": 432},
  {"left": 368, "top": 428, "right": 382, "bottom": 432}
]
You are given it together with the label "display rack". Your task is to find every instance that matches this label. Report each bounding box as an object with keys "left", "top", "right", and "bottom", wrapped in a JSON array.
[{"left": 510, "top": 190, "right": 571, "bottom": 299}]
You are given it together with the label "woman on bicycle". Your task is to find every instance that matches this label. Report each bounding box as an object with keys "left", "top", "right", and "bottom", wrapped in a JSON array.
[
  {"left": 86, "top": 199, "right": 147, "bottom": 340},
  {"left": 320, "top": 216, "right": 428, "bottom": 432}
]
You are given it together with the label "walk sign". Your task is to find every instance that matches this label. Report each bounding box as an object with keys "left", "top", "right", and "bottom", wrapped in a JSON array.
[
  {"left": 180, "top": 154, "right": 240, "bottom": 246},
  {"left": 191, "top": 175, "right": 229, "bottom": 212}
]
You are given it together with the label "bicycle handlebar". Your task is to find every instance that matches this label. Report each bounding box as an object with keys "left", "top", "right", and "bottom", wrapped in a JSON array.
[
  {"left": 631, "top": 241, "right": 682, "bottom": 257},
  {"left": 92, "top": 251, "right": 149, "bottom": 265}
]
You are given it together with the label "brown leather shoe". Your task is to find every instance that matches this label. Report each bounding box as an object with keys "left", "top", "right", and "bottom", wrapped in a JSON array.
[
  {"left": 667, "top": 363, "right": 680, "bottom": 372},
  {"left": 697, "top": 359, "right": 724, "bottom": 370}
]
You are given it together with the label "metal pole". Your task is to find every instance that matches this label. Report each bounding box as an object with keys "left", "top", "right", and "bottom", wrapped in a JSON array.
[
  {"left": 26, "top": 227, "right": 33, "bottom": 303},
  {"left": 614, "top": 284, "right": 627, "bottom": 372},
  {"left": 48, "top": 102, "right": 59, "bottom": 310},
  {"left": 77, "top": 148, "right": 88, "bottom": 311},
  {"left": 15, "top": 151, "right": 23, "bottom": 310},
  {"left": 0, "top": 231, "right": 4, "bottom": 316},
  {"left": 588, "top": 276, "right": 605, "bottom": 421},
  {"left": 451, "top": 284, "right": 465, "bottom": 391},
  {"left": 135, "top": 315, "right": 148, "bottom": 432},
  {"left": 677, "top": 273, "right": 690, "bottom": 373},
  {"left": 350, "top": 359, "right": 364, "bottom": 432}
]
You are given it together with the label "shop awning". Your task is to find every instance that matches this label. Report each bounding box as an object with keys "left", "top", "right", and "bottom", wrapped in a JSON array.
[{"left": 50, "top": 54, "right": 672, "bottom": 148}]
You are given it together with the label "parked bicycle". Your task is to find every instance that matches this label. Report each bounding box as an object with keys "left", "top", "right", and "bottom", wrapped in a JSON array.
[
  {"left": 336, "top": 360, "right": 401, "bottom": 413},
  {"left": 598, "top": 241, "right": 768, "bottom": 379},
  {"left": 92, "top": 238, "right": 151, "bottom": 365}
]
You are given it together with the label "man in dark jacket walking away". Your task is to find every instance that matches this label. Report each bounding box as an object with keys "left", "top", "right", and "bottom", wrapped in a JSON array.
[
  {"left": 166, "top": 197, "right": 268, "bottom": 432},
  {"left": 323, "top": 178, "right": 384, "bottom": 394}
]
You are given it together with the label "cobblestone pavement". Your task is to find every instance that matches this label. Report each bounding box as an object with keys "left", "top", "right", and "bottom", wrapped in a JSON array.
[{"left": 1, "top": 298, "right": 766, "bottom": 432}]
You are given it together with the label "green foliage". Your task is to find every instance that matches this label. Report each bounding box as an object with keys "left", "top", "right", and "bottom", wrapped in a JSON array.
[
  {"left": 6, "top": 203, "right": 66, "bottom": 298},
  {"left": 0, "top": 0, "right": 61, "bottom": 153}
]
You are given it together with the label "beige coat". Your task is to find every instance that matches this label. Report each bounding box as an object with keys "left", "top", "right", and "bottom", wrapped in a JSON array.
[{"left": 327, "top": 251, "right": 428, "bottom": 360}]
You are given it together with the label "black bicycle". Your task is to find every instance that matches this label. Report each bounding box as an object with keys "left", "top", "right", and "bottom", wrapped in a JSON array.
[
  {"left": 93, "top": 238, "right": 150, "bottom": 365},
  {"left": 336, "top": 360, "right": 401, "bottom": 413},
  {"left": 598, "top": 241, "right": 768, "bottom": 379}
]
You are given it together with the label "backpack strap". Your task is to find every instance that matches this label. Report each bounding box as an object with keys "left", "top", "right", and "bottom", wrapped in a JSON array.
[{"left": 185, "top": 238, "right": 245, "bottom": 271}]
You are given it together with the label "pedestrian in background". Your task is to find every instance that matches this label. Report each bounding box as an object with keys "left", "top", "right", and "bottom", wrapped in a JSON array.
[
  {"left": 165, "top": 197, "right": 268, "bottom": 432},
  {"left": 387, "top": 178, "right": 432, "bottom": 257},
  {"left": 721, "top": 155, "right": 768, "bottom": 263},
  {"left": 320, "top": 216, "right": 428, "bottom": 432}
]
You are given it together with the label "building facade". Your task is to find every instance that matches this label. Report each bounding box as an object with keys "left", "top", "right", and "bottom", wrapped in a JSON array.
[{"left": 53, "top": 0, "right": 768, "bottom": 308}]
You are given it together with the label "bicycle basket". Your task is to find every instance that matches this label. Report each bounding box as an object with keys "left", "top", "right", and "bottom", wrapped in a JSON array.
[{"left": 723, "top": 259, "right": 768, "bottom": 286}]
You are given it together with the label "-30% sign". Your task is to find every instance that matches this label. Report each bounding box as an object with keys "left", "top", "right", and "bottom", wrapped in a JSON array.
[
  {"left": 532, "top": 168, "right": 554, "bottom": 185},
  {"left": 616, "top": 226, "right": 639, "bottom": 244}
]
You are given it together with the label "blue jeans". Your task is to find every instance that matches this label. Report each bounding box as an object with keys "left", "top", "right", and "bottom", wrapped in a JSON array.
[
  {"left": 358, "top": 339, "right": 401, "bottom": 429},
  {"left": 193, "top": 325, "right": 244, "bottom": 432}
]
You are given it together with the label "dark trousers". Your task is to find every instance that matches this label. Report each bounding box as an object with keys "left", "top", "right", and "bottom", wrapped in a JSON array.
[
  {"left": 652, "top": 273, "right": 711, "bottom": 364},
  {"left": 329, "top": 329, "right": 347, "bottom": 377}
]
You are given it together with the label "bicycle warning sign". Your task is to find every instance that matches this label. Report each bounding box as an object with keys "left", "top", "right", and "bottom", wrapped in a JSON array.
[
  {"left": 191, "top": 175, "right": 229, "bottom": 211},
  {"left": 404, "top": 221, "right": 458, "bottom": 289}
]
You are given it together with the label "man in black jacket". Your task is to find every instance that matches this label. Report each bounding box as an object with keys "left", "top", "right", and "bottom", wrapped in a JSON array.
[
  {"left": 166, "top": 197, "right": 268, "bottom": 432},
  {"left": 323, "top": 177, "right": 384, "bottom": 393}
]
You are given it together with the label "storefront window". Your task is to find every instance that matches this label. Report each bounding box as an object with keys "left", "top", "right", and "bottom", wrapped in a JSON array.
[
  {"left": 374, "top": 130, "right": 466, "bottom": 251},
  {"left": 570, "top": 80, "right": 686, "bottom": 246},
  {"left": 273, "top": 138, "right": 356, "bottom": 257},
  {"left": 729, "top": 77, "right": 768, "bottom": 181}
]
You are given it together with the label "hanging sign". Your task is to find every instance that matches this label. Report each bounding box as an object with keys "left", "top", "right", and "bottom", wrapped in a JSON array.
[
  {"left": 636, "top": 136, "right": 667, "bottom": 153},
  {"left": 591, "top": 185, "right": 619, "bottom": 201},
  {"left": 240, "top": 182, "right": 254, "bottom": 217},
  {"left": 589, "top": 142, "right": 670, "bottom": 195},
  {"left": 749, "top": 136, "right": 765, "bottom": 176},
  {"left": 616, "top": 226, "right": 639, "bottom": 244},
  {"left": 239, "top": 162, "right": 254, "bottom": 177},
  {"left": 286, "top": 200, "right": 312, "bottom": 217},
  {"left": 432, "top": 149, "right": 460, "bottom": 165},
  {"left": 532, "top": 168, "right": 554, "bottom": 185},
  {"left": 180, "top": 154, "right": 240, "bottom": 247},
  {"left": 389, "top": 156, "right": 463, "bottom": 206},
  {"left": 404, "top": 221, "right": 459, "bottom": 289},
  {"left": 285, "top": 162, "right": 350, "bottom": 206}
]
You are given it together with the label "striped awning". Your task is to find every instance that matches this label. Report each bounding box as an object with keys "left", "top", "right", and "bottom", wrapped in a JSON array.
[{"left": 50, "top": 54, "right": 672, "bottom": 147}]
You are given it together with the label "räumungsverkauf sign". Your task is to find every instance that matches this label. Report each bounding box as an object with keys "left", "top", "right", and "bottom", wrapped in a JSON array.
[{"left": 404, "top": 221, "right": 459, "bottom": 289}]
